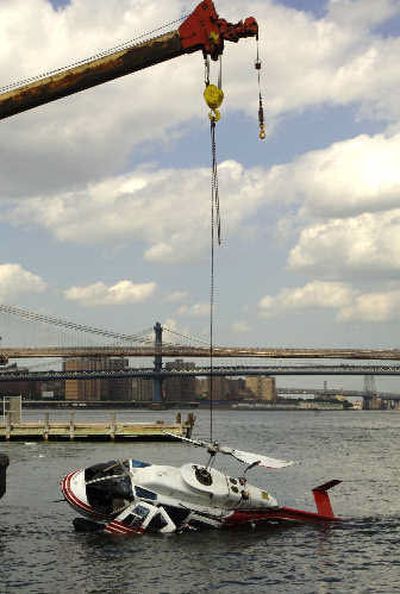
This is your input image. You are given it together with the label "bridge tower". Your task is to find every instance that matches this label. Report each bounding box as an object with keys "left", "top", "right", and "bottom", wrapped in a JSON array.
[
  {"left": 363, "top": 375, "right": 378, "bottom": 410},
  {"left": 153, "top": 322, "right": 163, "bottom": 402}
]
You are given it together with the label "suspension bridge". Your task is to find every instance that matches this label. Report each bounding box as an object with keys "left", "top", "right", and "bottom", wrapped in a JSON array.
[
  {"left": 1, "top": 304, "right": 400, "bottom": 362},
  {"left": 1, "top": 305, "right": 399, "bottom": 407}
]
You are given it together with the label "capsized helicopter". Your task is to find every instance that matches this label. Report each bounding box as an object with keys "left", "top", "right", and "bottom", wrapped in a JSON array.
[{"left": 60, "top": 435, "right": 342, "bottom": 535}]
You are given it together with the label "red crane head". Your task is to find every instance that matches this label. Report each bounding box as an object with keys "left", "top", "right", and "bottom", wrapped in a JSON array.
[{"left": 179, "top": 0, "right": 259, "bottom": 60}]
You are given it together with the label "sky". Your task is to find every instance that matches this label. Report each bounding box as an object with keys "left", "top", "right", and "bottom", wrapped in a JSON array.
[{"left": 1, "top": 0, "right": 400, "bottom": 382}]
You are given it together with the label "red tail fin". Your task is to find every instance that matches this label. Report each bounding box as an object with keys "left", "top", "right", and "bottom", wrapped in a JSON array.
[{"left": 312, "top": 480, "right": 342, "bottom": 518}]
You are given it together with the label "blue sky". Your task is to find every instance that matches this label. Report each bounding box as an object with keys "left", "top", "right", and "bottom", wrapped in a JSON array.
[{"left": 1, "top": 0, "right": 400, "bottom": 392}]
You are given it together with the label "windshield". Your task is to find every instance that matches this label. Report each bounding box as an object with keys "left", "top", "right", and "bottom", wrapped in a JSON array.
[{"left": 85, "top": 460, "right": 133, "bottom": 515}]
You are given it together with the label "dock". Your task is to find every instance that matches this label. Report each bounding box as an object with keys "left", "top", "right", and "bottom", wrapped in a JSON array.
[{"left": 0, "top": 412, "right": 195, "bottom": 442}]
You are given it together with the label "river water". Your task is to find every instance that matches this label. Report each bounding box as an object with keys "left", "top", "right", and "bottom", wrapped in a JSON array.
[{"left": 0, "top": 410, "right": 399, "bottom": 594}]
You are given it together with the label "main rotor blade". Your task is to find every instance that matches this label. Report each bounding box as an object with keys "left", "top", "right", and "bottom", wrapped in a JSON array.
[
  {"left": 165, "top": 433, "right": 293, "bottom": 469},
  {"left": 164, "top": 433, "right": 208, "bottom": 448},
  {"left": 220, "top": 447, "right": 293, "bottom": 469}
]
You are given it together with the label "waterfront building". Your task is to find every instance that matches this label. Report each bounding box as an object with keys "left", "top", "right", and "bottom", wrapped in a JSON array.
[
  {"left": 63, "top": 357, "right": 132, "bottom": 401},
  {"left": 132, "top": 378, "right": 153, "bottom": 402},
  {"left": 245, "top": 376, "right": 277, "bottom": 402},
  {"left": 0, "top": 364, "right": 41, "bottom": 400},
  {"left": 164, "top": 359, "right": 196, "bottom": 402}
]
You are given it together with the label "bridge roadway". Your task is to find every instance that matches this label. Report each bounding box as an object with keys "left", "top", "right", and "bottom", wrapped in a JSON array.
[
  {"left": 278, "top": 387, "right": 400, "bottom": 401},
  {"left": 2, "top": 346, "right": 400, "bottom": 360},
  {"left": 1, "top": 364, "right": 400, "bottom": 395}
]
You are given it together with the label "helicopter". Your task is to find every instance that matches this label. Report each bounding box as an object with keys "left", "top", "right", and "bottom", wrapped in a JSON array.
[{"left": 60, "top": 435, "right": 342, "bottom": 535}]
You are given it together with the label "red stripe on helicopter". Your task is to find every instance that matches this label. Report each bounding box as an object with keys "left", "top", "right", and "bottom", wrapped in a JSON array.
[
  {"left": 105, "top": 520, "right": 143, "bottom": 535},
  {"left": 226, "top": 506, "right": 340, "bottom": 525},
  {"left": 61, "top": 471, "right": 98, "bottom": 515}
]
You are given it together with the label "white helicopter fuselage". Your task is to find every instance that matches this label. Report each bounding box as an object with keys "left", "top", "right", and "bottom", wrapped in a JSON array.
[
  {"left": 62, "top": 458, "right": 279, "bottom": 534},
  {"left": 61, "top": 453, "right": 341, "bottom": 535}
]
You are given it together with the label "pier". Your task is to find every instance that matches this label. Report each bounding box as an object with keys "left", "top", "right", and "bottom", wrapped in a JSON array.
[{"left": 0, "top": 411, "right": 195, "bottom": 442}]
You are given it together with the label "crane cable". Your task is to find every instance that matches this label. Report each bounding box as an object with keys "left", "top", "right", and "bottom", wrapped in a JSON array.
[
  {"left": 255, "top": 33, "right": 266, "bottom": 140},
  {"left": 203, "top": 34, "right": 265, "bottom": 440},
  {"left": 203, "top": 55, "right": 224, "bottom": 442}
]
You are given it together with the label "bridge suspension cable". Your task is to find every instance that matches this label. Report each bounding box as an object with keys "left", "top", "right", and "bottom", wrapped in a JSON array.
[
  {"left": 0, "top": 304, "right": 152, "bottom": 345},
  {"left": 162, "top": 325, "right": 210, "bottom": 346}
]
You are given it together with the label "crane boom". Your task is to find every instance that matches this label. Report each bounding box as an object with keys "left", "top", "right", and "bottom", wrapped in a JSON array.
[{"left": 0, "top": 0, "right": 258, "bottom": 121}]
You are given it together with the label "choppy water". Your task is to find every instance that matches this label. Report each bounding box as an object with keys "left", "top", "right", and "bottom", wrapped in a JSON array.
[{"left": 0, "top": 410, "right": 399, "bottom": 594}]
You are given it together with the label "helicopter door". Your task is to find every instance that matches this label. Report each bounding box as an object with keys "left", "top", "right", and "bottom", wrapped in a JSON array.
[{"left": 107, "top": 501, "right": 176, "bottom": 534}]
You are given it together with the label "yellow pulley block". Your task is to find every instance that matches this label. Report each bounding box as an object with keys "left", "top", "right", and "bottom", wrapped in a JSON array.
[
  {"left": 204, "top": 84, "right": 224, "bottom": 110},
  {"left": 204, "top": 84, "right": 224, "bottom": 122}
]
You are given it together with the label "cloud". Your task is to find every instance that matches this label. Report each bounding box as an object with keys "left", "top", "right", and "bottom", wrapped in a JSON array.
[
  {"left": 259, "top": 280, "right": 355, "bottom": 318},
  {"left": 339, "top": 289, "right": 400, "bottom": 322},
  {"left": 176, "top": 302, "right": 209, "bottom": 318},
  {"left": 164, "top": 290, "right": 189, "bottom": 303},
  {"left": 64, "top": 279, "right": 156, "bottom": 306},
  {"left": 3, "top": 160, "right": 267, "bottom": 262},
  {"left": 289, "top": 209, "right": 400, "bottom": 276},
  {"left": 3, "top": 129, "right": 400, "bottom": 274},
  {"left": 1, "top": 0, "right": 400, "bottom": 200},
  {"left": 0, "top": 263, "right": 47, "bottom": 301},
  {"left": 264, "top": 132, "right": 400, "bottom": 219},
  {"left": 245, "top": 130, "right": 400, "bottom": 279},
  {"left": 227, "top": 0, "right": 400, "bottom": 122},
  {"left": 259, "top": 280, "right": 400, "bottom": 323}
]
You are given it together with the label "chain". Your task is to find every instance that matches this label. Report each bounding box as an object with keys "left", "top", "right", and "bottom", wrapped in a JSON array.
[
  {"left": 255, "top": 35, "right": 266, "bottom": 140},
  {"left": 210, "top": 121, "right": 221, "bottom": 246}
]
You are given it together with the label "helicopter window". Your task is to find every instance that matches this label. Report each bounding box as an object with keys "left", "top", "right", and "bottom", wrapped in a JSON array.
[
  {"left": 125, "top": 504, "right": 151, "bottom": 527},
  {"left": 135, "top": 486, "right": 157, "bottom": 501},
  {"left": 162, "top": 505, "right": 190, "bottom": 526},
  {"left": 147, "top": 511, "right": 168, "bottom": 532},
  {"left": 131, "top": 459, "right": 151, "bottom": 468},
  {"left": 85, "top": 460, "right": 129, "bottom": 482},
  {"left": 86, "top": 475, "right": 134, "bottom": 514},
  {"left": 133, "top": 504, "right": 150, "bottom": 518}
]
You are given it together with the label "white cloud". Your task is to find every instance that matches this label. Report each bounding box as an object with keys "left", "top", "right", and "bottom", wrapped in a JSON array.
[
  {"left": 227, "top": 0, "right": 400, "bottom": 122},
  {"left": 259, "top": 280, "right": 400, "bottom": 323},
  {"left": 339, "top": 289, "right": 400, "bottom": 322},
  {"left": 165, "top": 290, "right": 189, "bottom": 303},
  {"left": 64, "top": 279, "right": 156, "bottom": 306},
  {"left": 176, "top": 303, "right": 209, "bottom": 318},
  {"left": 1, "top": 0, "right": 400, "bottom": 200},
  {"left": 3, "top": 161, "right": 267, "bottom": 262},
  {"left": 3, "top": 129, "right": 400, "bottom": 275},
  {"left": 259, "top": 281, "right": 355, "bottom": 317},
  {"left": 289, "top": 209, "right": 400, "bottom": 276},
  {"left": 264, "top": 132, "right": 400, "bottom": 219},
  {"left": 246, "top": 131, "right": 400, "bottom": 279},
  {"left": 0, "top": 263, "right": 46, "bottom": 301}
]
